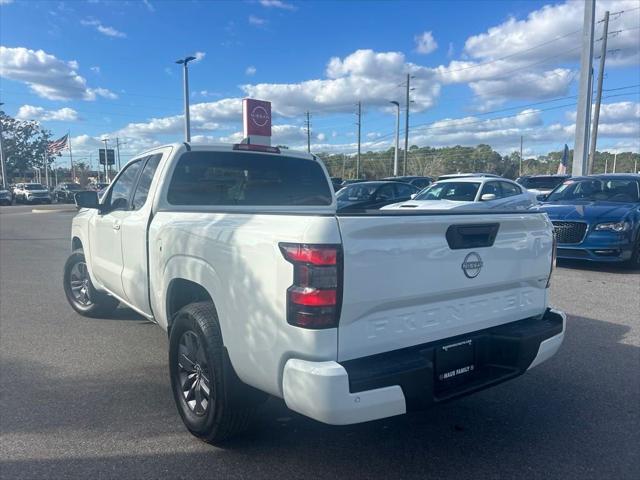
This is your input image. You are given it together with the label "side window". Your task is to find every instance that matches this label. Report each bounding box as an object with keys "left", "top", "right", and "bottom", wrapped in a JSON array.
[
  {"left": 395, "top": 183, "right": 415, "bottom": 198},
  {"left": 107, "top": 160, "right": 143, "bottom": 211},
  {"left": 376, "top": 184, "right": 395, "bottom": 200},
  {"left": 499, "top": 181, "right": 521, "bottom": 197},
  {"left": 481, "top": 181, "right": 501, "bottom": 198},
  {"left": 131, "top": 154, "right": 162, "bottom": 210},
  {"left": 412, "top": 179, "right": 430, "bottom": 189}
]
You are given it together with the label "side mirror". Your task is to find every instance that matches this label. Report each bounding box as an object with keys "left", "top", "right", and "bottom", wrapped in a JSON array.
[
  {"left": 75, "top": 191, "right": 100, "bottom": 209},
  {"left": 480, "top": 193, "right": 497, "bottom": 201},
  {"left": 536, "top": 193, "right": 548, "bottom": 202},
  {"left": 410, "top": 193, "right": 417, "bottom": 199}
]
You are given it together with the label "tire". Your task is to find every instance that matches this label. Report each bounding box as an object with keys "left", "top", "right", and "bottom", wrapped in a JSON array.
[
  {"left": 63, "top": 249, "right": 119, "bottom": 317},
  {"left": 169, "top": 301, "right": 264, "bottom": 444}
]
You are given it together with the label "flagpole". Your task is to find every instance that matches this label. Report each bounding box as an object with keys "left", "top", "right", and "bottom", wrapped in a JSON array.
[
  {"left": 68, "top": 130, "right": 75, "bottom": 183},
  {"left": 45, "top": 150, "right": 49, "bottom": 188}
]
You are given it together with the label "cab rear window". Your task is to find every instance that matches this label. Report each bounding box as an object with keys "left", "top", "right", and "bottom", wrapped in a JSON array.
[{"left": 167, "top": 151, "right": 332, "bottom": 206}]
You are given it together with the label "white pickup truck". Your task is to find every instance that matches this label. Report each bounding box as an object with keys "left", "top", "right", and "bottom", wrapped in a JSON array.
[{"left": 64, "top": 143, "right": 565, "bottom": 444}]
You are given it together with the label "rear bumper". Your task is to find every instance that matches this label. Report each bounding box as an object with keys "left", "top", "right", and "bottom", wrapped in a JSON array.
[{"left": 282, "top": 308, "right": 565, "bottom": 425}]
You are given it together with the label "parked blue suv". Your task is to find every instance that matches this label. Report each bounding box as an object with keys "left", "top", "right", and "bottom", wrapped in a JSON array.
[{"left": 538, "top": 174, "right": 640, "bottom": 266}]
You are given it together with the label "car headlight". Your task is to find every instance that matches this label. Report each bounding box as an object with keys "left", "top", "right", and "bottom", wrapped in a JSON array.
[{"left": 594, "top": 221, "right": 631, "bottom": 232}]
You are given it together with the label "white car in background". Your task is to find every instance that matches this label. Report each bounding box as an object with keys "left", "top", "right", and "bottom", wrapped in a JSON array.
[{"left": 383, "top": 177, "right": 537, "bottom": 211}]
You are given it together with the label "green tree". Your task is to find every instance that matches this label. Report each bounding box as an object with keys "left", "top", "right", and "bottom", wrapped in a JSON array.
[{"left": 0, "top": 109, "right": 56, "bottom": 181}]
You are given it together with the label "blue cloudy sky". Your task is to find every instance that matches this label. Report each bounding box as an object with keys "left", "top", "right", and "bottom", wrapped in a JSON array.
[{"left": 1, "top": 0, "right": 639, "bottom": 167}]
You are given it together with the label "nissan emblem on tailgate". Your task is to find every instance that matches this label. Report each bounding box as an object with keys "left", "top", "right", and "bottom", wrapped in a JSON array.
[{"left": 462, "top": 252, "right": 483, "bottom": 278}]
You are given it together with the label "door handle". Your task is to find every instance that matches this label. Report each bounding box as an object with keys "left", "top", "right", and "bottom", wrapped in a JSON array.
[{"left": 113, "top": 222, "right": 121, "bottom": 231}]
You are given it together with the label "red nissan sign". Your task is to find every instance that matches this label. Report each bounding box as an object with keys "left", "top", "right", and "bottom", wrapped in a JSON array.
[{"left": 243, "top": 98, "right": 272, "bottom": 138}]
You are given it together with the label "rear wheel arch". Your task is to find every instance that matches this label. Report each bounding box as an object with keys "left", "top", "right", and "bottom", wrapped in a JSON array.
[
  {"left": 72, "top": 236, "right": 83, "bottom": 251},
  {"left": 166, "top": 278, "right": 215, "bottom": 335}
]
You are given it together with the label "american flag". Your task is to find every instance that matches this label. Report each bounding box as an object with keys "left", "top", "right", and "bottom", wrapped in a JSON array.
[
  {"left": 556, "top": 144, "right": 569, "bottom": 175},
  {"left": 48, "top": 134, "right": 69, "bottom": 155}
]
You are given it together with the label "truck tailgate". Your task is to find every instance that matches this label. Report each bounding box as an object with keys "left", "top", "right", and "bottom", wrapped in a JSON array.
[{"left": 336, "top": 212, "right": 553, "bottom": 361}]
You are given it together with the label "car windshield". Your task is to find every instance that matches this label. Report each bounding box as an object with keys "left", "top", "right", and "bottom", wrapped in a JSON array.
[
  {"left": 522, "top": 177, "right": 566, "bottom": 190},
  {"left": 546, "top": 178, "right": 640, "bottom": 203},
  {"left": 66, "top": 184, "right": 82, "bottom": 190},
  {"left": 24, "top": 184, "right": 45, "bottom": 190},
  {"left": 336, "top": 184, "right": 378, "bottom": 201},
  {"left": 414, "top": 181, "right": 480, "bottom": 201}
]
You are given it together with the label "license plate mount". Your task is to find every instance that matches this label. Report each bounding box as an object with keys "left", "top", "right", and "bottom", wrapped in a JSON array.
[{"left": 435, "top": 338, "right": 476, "bottom": 391}]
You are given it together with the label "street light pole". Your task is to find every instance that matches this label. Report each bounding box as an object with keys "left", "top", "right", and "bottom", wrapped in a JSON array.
[
  {"left": 390, "top": 101, "right": 400, "bottom": 176},
  {"left": 176, "top": 56, "right": 197, "bottom": 142}
]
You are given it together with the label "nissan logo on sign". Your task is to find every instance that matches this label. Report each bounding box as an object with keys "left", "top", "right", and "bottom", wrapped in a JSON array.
[
  {"left": 243, "top": 98, "right": 272, "bottom": 139},
  {"left": 250, "top": 105, "right": 270, "bottom": 127}
]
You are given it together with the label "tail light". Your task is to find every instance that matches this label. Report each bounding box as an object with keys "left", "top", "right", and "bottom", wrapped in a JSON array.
[
  {"left": 280, "top": 243, "right": 342, "bottom": 329},
  {"left": 546, "top": 233, "right": 557, "bottom": 288}
]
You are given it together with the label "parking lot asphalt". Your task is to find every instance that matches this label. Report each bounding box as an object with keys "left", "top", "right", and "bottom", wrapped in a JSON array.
[{"left": 0, "top": 210, "right": 638, "bottom": 480}]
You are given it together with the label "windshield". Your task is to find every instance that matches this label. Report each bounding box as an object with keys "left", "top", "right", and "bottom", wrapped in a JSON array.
[
  {"left": 66, "top": 184, "right": 83, "bottom": 191},
  {"left": 415, "top": 181, "right": 480, "bottom": 201},
  {"left": 24, "top": 184, "right": 46, "bottom": 190},
  {"left": 521, "top": 177, "right": 566, "bottom": 190},
  {"left": 336, "top": 184, "right": 378, "bottom": 201},
  {"left": 547, "top": 179, "right": 640, "bottom": 203}
]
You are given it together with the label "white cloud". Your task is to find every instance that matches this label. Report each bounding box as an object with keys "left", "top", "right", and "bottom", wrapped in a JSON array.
[
  {"left": 259, "top": 0, "right": 296, "bottom": 10},
  {"left": 447, "top": 42, "right": 454, "bottom": 58},
  {"left": 567, "top": 101, "right": 640, "bottom": 123},
  {"left": 0, "top": 0, "right": 15, "bottom": 5},
  {"left": 81, "top": 19, "right": 126, "bottom": 38},
  {"left": 142, "top": 0, "right": 155, "bottom": 12},
  {"left": 16, "top": 105, "right": 79, "bottom": 122},
  {"left": 249, "top": 15, "right": 267, "bottom": 26},
  {"left": 90, "top": 66, "right": 101, "bottom": 74},
  {"left": 114, "top": 98, "right": 242, "bottom": 137},
  {"left": 245, "top": 65, "right": 257, "bottom": 76},
  {"left": 244, "top": 49, "right": 440, "bottom": 116},
  {"left": 469, "top": 68, "right": 574, "bottom": 104},
  {"left": 0, "top": 46, "right": 117, "bottom": 101},
  {"left": 462, "top": 0, "right": 639, "bottom": 67},
  {"left": 194, "top": 51, "right": 206, "bottom": 62},
  {"left": 431, "top": 0, "right": 639, "bottom": 106},
  {"left": 414, "top": 31, "right": 438, "bottom": 55},
  {"left": 317, "top": 132, "right": 326, "bottom": 141}
]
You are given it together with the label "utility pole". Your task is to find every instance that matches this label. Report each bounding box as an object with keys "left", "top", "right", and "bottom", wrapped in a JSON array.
[
  {"left": 115, "top": 137, "right": 121, "bottom": 171},
  {"left": 519, "top": 135, "right": 524, "bottom": 176},
  {"left": 588, "top": 10, "right": 610, "bottom": 174},
  {"left": 605, "top": 156, "right": 608, "bottom": 173},
  {"left": 613, "top": 152, "right": 617, "bottom": 172},
  {"left": 572, "top": 0, "right": 596, "bottom": 176},
  {"left": 403, "top": 73, "right": 412, "bottom": 176},
  {"left": 304, "top": 111, "right": 311, "bottom": 153},
  {"left": 390, "top": 101, "right": 400, "bottom": 176},
  {"left": 176, "top": 56, "right": 196, "bottom": 142},
  {"left": 102, "top": 138, "right": 109, "bottom": 183},
  {"left": 0, "top": 102, "right": 7, "bottom": 188},
  {"left": 356, "top": 101, "right": 361, "bottom": 178}
]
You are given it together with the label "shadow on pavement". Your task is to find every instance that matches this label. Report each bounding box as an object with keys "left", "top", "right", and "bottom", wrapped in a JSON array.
[{"left": 1, "top": 314, "right": 638, "bottom": 480}]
